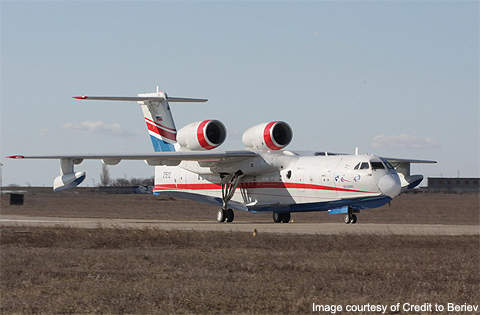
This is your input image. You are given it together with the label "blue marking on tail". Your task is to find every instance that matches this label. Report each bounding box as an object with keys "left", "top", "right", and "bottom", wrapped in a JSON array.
[{"left": 150, "top": 135, "right": 175, "bottom": 152}]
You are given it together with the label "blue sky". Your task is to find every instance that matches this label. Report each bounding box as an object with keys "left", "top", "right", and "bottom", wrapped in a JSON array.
[{"left": 1, "top": 1, "right": 478, "bottom": 186}]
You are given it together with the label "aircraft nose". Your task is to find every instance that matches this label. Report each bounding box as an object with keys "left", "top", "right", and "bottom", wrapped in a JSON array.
[{"left": 377, "top": 174, "right": 401, "bottom": 198}]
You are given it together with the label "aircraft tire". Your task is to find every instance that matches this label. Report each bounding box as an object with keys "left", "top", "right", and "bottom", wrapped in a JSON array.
[
  {"left": 226, "top": 209, "right": 234, "bottom": 223},
  {"left": 344, "top": 214, "right": 351, "bottom": 224},
  {"left": 351, "top": 214, "right": 357, "bottom": 224},
  {"left": 281, "top": 213, "right": 291, "bottom": 223},
  {"left": 273, "top": 212, "right": 282, "bottom": 223},
  {"left": 217, "top": 209, "right": 226, "bottom": 223}
]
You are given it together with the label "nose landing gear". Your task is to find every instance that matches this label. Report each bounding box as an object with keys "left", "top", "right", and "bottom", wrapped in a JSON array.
[
  {"left": 344, "top": 206, "right": 358, "bottom": 224},
  {"left": 344, "top": 214, "right": 357, "bottom": 224}
]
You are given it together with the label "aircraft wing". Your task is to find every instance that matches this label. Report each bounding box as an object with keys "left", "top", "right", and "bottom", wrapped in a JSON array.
[
  {"left": 7, "top": 151, "right": 256, "bottom": 162},
  {"left": 381, "top": 157, "right": 437, "bottom": 164},
  {"left": 7, "top": 151, "right": 259, "bottom": 191},
  {"left": 381, "top": 157, "right": 437, "bottom": 190}
]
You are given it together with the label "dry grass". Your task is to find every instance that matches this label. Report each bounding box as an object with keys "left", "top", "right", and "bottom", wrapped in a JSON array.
[
  {"left": 1, "top": 227, "right": 478, "bottom": 314},
  {"left": 1, "top": 189, "right": 479, "bottom": 225}
]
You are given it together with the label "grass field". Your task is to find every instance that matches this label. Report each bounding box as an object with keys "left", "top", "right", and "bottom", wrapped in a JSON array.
[
  {"left": 1, "top": 227, "right": 478, "bottom": 314},
  {"left": 1, "top": 189, "right": 479, "bottom": 225}
]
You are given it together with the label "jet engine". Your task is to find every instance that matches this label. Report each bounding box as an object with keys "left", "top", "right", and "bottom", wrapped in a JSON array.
[
  {"left": 177, "top": 119, "right": 227, "bottom": 151},
  {"left": 242, "top": 121, "right": 293, "bottom": 150}
]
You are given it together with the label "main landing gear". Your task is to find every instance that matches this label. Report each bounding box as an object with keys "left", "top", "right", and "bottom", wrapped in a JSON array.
[
  {"left": 217, "top": 208, "right": 234, "bottom": 223},
  {"left": 216, "top": 170, "right": 243, "bottom": 223},
  {"left": 273, "top": 212, "right": 291, "bottom": 223},
  {"left": 344, "top": 207, "right": 358, "bottom": 224}
]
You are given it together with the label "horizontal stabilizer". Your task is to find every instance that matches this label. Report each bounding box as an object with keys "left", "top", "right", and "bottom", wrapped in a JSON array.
[{"left": 73, "top": 96, "right": 208, "bottom": 102}]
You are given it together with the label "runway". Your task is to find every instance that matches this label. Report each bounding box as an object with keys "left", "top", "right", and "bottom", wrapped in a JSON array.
[{"left": 0, "top": 215, "right": 478, "bottom": 235}]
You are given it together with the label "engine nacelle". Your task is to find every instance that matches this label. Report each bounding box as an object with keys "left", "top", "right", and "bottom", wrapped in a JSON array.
[
  {"left": 242, "top": 121, "right": 293, "bottom": 150},
  {"left": 177, "top": 120, "right": 226, "bottom": 151}
]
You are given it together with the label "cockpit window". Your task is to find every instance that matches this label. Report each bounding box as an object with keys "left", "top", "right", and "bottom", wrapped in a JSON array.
[
  {"left": 371, "top": 162, "right": 385, "bottom": 170},
  {"left": 360, "top": 162, "right": 370, "bottom": 169},
  {"left": 354, "top": 162, "right": 370, "bottom": 170}
]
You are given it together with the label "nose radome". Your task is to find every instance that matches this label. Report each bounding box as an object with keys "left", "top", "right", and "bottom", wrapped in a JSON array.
[{"left": 378, "top": 174, "right": 401, "bottom": 198}]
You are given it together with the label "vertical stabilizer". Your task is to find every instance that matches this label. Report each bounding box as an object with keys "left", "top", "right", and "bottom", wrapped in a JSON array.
[{"left": 138, "top": 90, "right": 176, "bottom": 152}]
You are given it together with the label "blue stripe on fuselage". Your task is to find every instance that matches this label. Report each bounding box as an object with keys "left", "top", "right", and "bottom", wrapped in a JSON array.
[{"left": 247, "top": 195, "right": 392, "bottom": 213}]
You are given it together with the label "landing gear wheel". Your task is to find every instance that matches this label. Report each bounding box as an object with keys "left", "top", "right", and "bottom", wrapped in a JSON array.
[
  {"left": 350, "top": 214, "right": 357, "bottom": 224},
  {"left": 217, "top": 209, "right": 226, "bottom": 223},
  {"left": 344, "top": 214, "right": 351, "bottom": 224},
  {"left": 226, "top": 209, "right": 235, "bottom": 223},
  {"left": 281, "top": 213, "right": 291, "bottom": 223},
  {"left": 273, "top": 212, "right": 282, "bottom": 223},
  {"left": 217, "top": 170, "right": 243, "bottom": 223}
]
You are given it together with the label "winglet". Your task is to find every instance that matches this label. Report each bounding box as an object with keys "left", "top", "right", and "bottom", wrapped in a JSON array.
[
  {"left": 72, "top": 96, "right": 87, "bottom": 99},
  {"left": 6, "top": 155, "right": 25, "bottom": 159}
]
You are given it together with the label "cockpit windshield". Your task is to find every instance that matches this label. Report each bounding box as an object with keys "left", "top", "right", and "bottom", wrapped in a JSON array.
[
  {"left": 370, "top": 161, "right": 385, "bottom": 170},
  {"left": 354, "top": 162, "right": 370, "bottom": 170}
]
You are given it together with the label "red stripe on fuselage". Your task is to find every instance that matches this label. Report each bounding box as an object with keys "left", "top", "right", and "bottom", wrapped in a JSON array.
[
  {"left": 146, "top": 122, "right": 177, "bottom": 141},
  {"left": 154, "top": 182, "right": 375, "bottom": 193}
]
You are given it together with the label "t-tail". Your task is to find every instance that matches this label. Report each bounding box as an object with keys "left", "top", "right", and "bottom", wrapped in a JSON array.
[{"left": 73, "top": 87, "right": 208, "bottom": 152}]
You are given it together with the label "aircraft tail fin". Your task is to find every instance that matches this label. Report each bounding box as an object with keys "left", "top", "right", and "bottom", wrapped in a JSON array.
[
  {"left": 138, "top": 90, "right": 177, "bottom": 152},
  {"left": 73, "top": 88, "right": 207, "bottom": 152}
]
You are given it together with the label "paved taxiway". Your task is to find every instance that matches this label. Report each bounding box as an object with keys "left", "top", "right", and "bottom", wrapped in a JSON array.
[{"left": 0, "top": 215, "right": 478, "bottom": 235}]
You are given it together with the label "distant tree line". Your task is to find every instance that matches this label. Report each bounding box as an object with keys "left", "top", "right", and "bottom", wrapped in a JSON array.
[
  {"left": 99, "top": 164, "right": 154, "bottom": 187},
  {"left": 110, "top": 177, "right": 154, "bottom": 187}
]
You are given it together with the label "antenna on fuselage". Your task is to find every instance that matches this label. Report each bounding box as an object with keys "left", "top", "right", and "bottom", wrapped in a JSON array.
[{"left": 355, "top": 147, "right": 359, "bottom": 155}]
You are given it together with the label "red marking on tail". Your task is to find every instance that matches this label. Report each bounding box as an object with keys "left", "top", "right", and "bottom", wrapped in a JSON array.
[{"left": 146, "top": 122, "right": 177, "bottom": 141}]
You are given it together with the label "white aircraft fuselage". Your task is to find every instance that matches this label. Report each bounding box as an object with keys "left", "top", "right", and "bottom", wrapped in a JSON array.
[{"left": 154, "top": 151, "right": 401, "bottom": 214}]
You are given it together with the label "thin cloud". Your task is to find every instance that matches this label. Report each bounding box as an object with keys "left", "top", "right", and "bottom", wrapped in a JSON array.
[
  {"left": 62, "top": 121, "right": 137, "bottom": 137},
  {"left": 371, "top": 134, "right": 439, "bottom": 149}
]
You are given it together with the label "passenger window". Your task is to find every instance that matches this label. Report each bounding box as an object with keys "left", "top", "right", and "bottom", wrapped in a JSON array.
[
  {"left": 371, "top": 162, "right": 385, "bottom": 170},
  {"left": 354, "top": 162, "right": 361, "bottom": 170},
  {"left": 360, "top": 162, "right": 370, "bottom": 170}
]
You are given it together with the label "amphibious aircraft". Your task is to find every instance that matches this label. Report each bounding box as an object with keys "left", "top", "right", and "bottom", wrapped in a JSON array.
[{"left": 7, "top": 88, "right": 436, "bottom": 224}]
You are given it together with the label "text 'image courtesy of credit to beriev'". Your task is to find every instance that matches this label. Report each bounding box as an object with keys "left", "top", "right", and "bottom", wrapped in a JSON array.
[{"left": 312, "top": 302, "right": 479, "bottom": 313}]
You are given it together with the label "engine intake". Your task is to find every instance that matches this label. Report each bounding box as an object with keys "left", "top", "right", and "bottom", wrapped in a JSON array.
[
  {"left": 177, "top": 119, "right": 226, "bottom": 151},
  {"left": 242, "top": 121, "right": 293, "bottom": 150}
]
